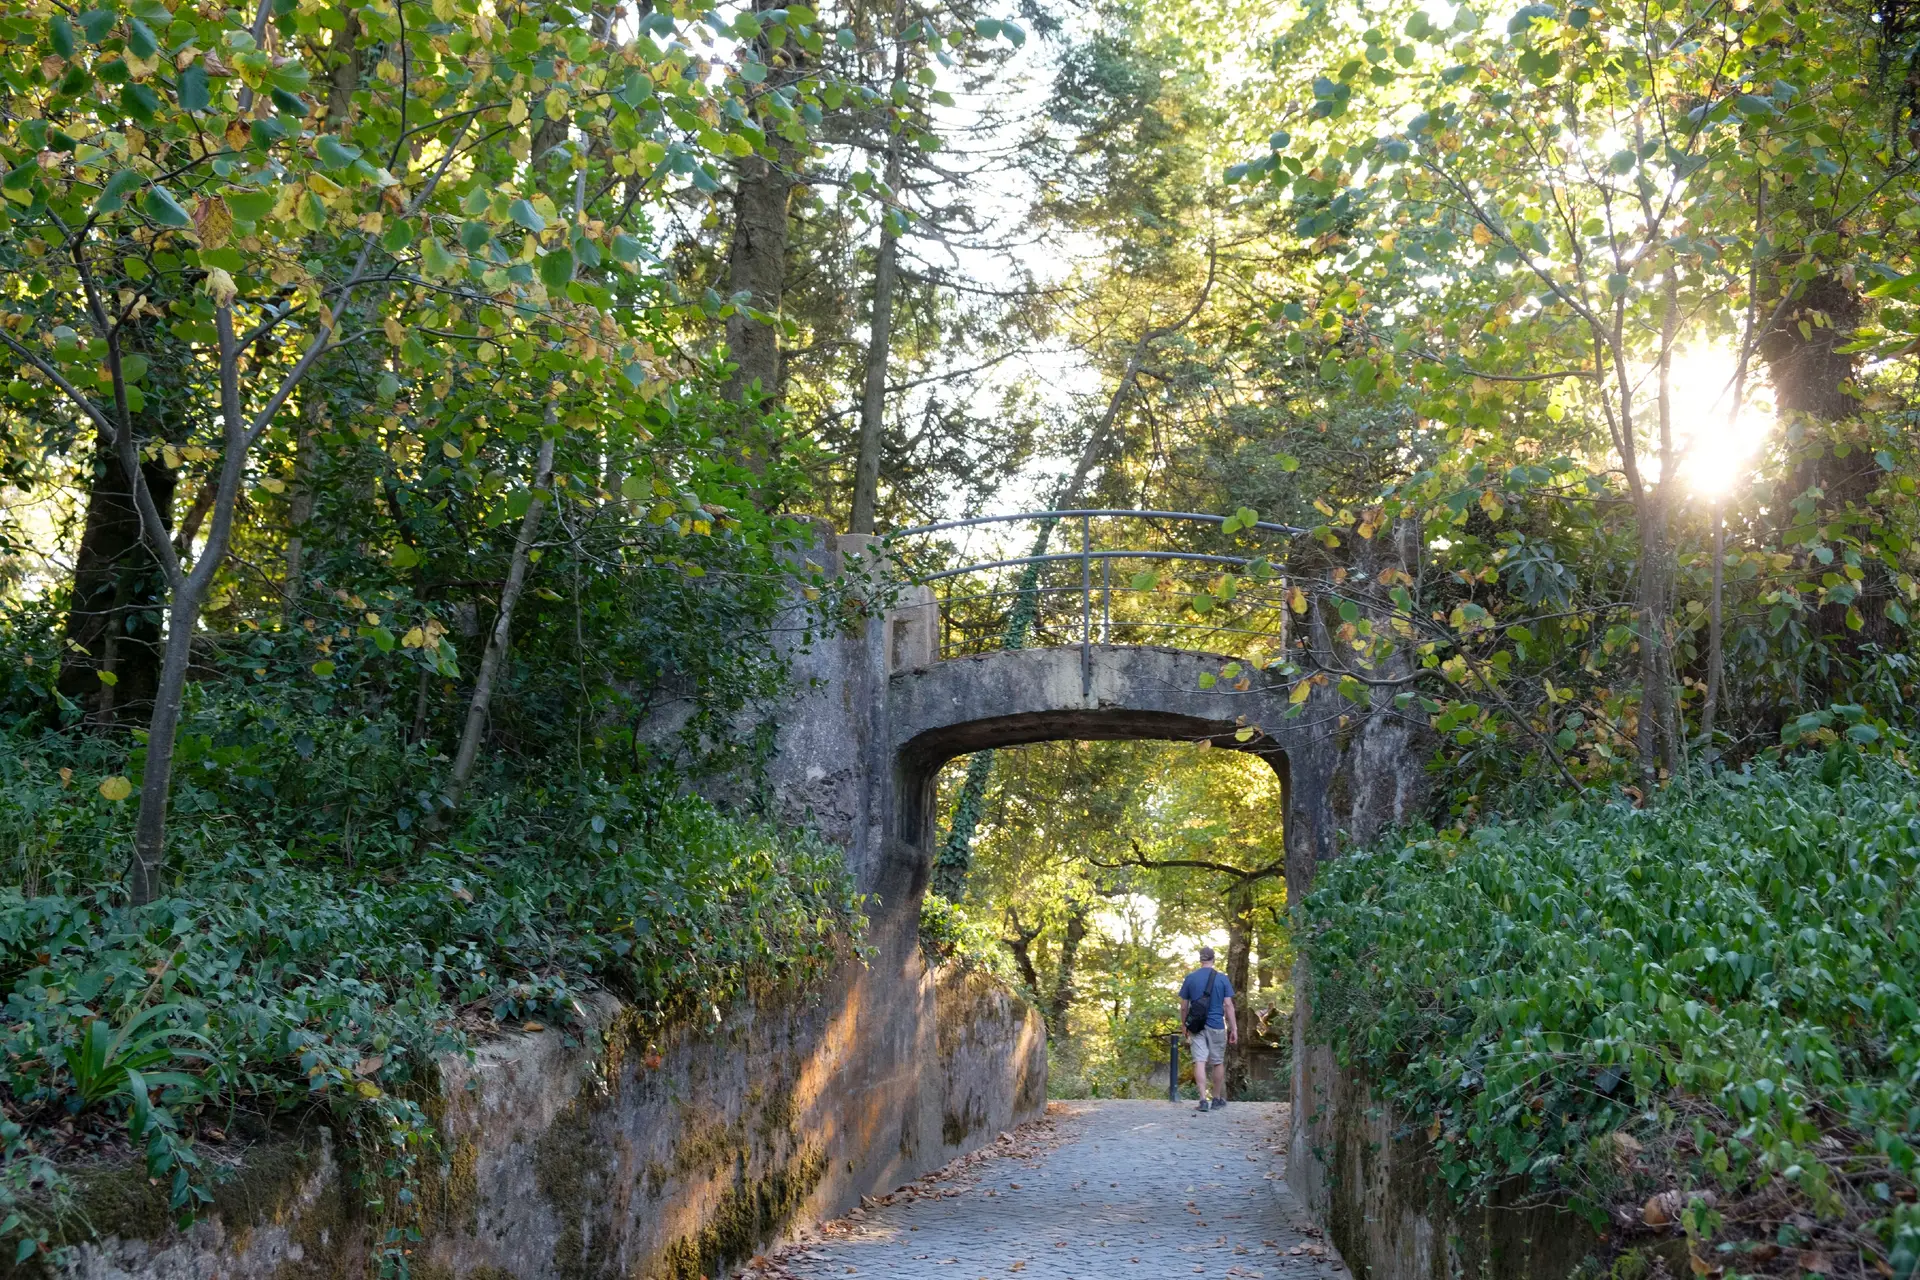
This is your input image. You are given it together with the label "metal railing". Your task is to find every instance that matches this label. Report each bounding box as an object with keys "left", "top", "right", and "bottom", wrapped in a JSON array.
[{"left": 884, "top": 510, "right": 1303, "bottom": 690}]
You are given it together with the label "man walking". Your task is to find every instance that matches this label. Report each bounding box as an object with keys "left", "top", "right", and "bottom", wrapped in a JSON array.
[{"left": 1178, "top": 945, "right": 1237, "bottom": 1112}]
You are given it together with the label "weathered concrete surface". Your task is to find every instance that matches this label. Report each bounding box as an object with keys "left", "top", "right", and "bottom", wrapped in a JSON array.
[
  {"left": 1286, "top": 998, "right": 1599, "bottom": 1280},
  {"left": 49, "top": 945, "right": 1044, "bottom": 1280},
  {"left": 885, "top": 644, "right": 1345, "bottom": 895}
]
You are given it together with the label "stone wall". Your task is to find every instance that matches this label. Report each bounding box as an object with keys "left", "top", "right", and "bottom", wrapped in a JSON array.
[
  {"left": 1287, "top": 993, "right": 1599, "bottom": 1280},
  {"left": 47, "top": 932, "right": 1044, "bottom": 1280}
]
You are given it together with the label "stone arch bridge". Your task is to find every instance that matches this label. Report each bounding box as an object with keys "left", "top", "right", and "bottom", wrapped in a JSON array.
[{"left": 748, "top": 522, "right": 1426, "bottom": 911}]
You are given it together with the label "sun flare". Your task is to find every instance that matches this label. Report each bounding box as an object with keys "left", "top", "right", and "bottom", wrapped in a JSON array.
[{"left": 1668, "top": 345, "right": 1774, "bottom": 497}]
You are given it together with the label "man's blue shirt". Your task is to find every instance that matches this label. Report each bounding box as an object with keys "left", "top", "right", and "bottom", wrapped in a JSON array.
[{"left": 1179, "top": 967, "right": 1233, "bottom": 1028}]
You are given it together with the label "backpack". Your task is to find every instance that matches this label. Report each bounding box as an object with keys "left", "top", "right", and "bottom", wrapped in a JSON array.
[{"left": 1184, "top": 968, "right": 1217, "bottom": 1035}]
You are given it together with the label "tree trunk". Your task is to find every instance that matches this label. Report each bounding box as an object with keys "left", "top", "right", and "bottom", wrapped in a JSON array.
[
  {"left": 282, "top": 394, "right": 321, "bottom": 624},
  {"left": 1225, "top": 881, "right": 1253, "bottom": 1000},
  {"left": 1702, "top": 499, "right": 1725, "bottom": 748},
  {"left": 720, "top": 0, "right": 803, "bottom": 414},
  {"left": 1045, "top": 905, "right": 1088, "bottom": 1041},
  {"left": 127, "top": 307, "right": 256, "bottom": 904},
  {"left": 58, "top": 433, "right": 178, "bottom": 726},
  {"left": 323, "top": 8, "right": 361, "bottom": 124},
  {"left": 721, "top": 150, "right": 795, "bottom": 411},
  {"left": 449, "top": 434, "right": 556, "bottom": 796},
  {"left": 848, "top": 4, "right": 910, "bottom": 535},
  {"left": 1761, "top": 272, "right": 1889, "bottom": 670}
]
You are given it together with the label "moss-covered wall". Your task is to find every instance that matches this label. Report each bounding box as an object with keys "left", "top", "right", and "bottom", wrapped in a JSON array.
[
  {"left": 33, "top": 930, "right": 1043, "bottom": 1280},
  {"left": 1289, "top": 984, "right": 1600, "bottom": 1280}
]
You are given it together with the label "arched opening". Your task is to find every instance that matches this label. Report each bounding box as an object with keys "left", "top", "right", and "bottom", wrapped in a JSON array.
[
  {"left": 916, "top": 734, "right": 1293, "bottom": 1103},
  {"left": 894, "top": 709, "right": 1289, "bottom": 852}
]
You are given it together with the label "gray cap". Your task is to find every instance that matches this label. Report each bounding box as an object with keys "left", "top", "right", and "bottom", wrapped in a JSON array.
[{"left": 1198, "top": 946, "right": 1216, "bottom": 961}]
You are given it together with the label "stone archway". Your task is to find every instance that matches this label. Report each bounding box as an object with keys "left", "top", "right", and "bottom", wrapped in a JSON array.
[{"left": 880, "top": 644, "right": 1338, "bottom": 903}]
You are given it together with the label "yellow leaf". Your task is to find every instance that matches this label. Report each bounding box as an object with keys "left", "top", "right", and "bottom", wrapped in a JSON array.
[
  {"left": 384, "top": 315, "right": 405, "bottom": 346},
  {"left": 442, "top": 440, "right": 461, "bottom": 458},
  {"left": 1290, "top": 681, "right": 1311, "bottom": 705},
  {"left": 99, "top": 775, "right": 133, "bottom": 802},
  {"left": 508, "top": 97, "right": 528, "bottom": 125},
  {"left": 543, "top": 89, "right": 569, "bottom": 121},
  {"left": 1289, "top": 586, "right": 1308, "bottom": 614},
  {"left": 1479, "top": 489, "right": 1505, "bottom": 521},
  {"left": 259, "top": 476, "right": 286, "bottom": 493},
  {"left": 401, "top": 627, "right": 426, "bottom": 648},
  {"left": 1471, "top": 223, "right": 1492, "bottom": 246},
  {"left": 203, "top": 267, "right": 238, "bottom": 306}
]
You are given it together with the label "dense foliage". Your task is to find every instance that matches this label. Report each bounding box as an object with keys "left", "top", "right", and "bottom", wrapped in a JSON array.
[
  {"left": 0, "top": 689, "right": 860, "bottom": 1267},
  {"left": 1304, "top": 746, "right": 1920, "bottom": 1275}
]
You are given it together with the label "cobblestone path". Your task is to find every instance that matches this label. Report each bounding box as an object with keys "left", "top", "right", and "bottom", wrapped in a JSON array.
[{"left": 757, "top": 1100, "right": 1349, "bottom": 1280}]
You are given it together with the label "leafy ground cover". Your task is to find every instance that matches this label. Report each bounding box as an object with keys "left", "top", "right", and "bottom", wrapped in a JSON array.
[
  {"left": 0, "top": 693, "right": 862, "bottom": 1270},
  {"left": 1304, "top": 747, "right": 1920, "bottom": 1280}
]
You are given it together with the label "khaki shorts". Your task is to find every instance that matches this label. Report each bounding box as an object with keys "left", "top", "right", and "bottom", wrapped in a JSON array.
[{"left": 1189, "top": 1024, "right": 1227, "bottom": 1065}]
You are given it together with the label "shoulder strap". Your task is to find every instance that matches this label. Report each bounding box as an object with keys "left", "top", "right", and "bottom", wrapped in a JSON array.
[{"left": 1202, "top": 968, "right": 1216, "bottom": 1001}]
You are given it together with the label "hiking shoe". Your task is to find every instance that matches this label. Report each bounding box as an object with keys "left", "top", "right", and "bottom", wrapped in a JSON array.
[
  {"left": 1195, "top": 1099, "right": 1212, "bottom": 1112},
  {"left": 1211, "top": 1098, "right": 1227, "bottom": 1109}
]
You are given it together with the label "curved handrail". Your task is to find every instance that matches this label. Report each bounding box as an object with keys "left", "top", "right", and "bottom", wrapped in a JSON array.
[
  {"left": 911, "top": 548, "right": 1271, "bottom": 583},
  {"left": 891, "top": 508, "right": 1306, "bottom": 539}
]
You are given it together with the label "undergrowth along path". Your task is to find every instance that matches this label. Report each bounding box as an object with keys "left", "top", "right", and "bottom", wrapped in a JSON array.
[{"left": 754, "top": 1100, "right": 1347, "bottom": 1280}]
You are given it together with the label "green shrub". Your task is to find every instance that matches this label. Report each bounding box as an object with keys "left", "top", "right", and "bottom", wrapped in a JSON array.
[
  {"left": 0, "top": 706, "right": 862, "bottom": 1268},
  {"left": 918, "top": 892, "right": 1010, "bottom": 978},
  {"left": 1303, "top": 750, "right": 1920, "bottom": 1271}
]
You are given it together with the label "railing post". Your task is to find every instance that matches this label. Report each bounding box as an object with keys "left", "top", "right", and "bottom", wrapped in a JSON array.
[
  {"left": 1167, "top": 1032, "right": 1179, "bottom": 1102},
  {"left": 1080, "top": 515, "right": 1092, "bottom": 696},
  {"left": 1101, "top": 555, "right": 1111, "bottom": 644}
]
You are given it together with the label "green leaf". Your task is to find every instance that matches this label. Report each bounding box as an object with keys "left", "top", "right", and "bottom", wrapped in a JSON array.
[
  {"left": 142, "top": 186, "right": 192, "bottom": 228},
  {"left": 78, "top": 9, "right": 116, "bottom": 41},
  {"left": 119, "top": 353, "right": 149, "bottom": 382},
  {"left": 377, "top": 372, "right": 400, "bottom": 402},
  {"left": 270, "top": 87, "right": 310, "bottom": 117},
  {"left": 177, "top": 64, "right": 211, "bottom": 113},
  {"left": 126, "top": 16, "right": 158, "bottom": 57},
  {"left": 382, "top": 219, "right": 415, "bottom": 252},
  {"left": 390, "top": 543, "right": 421, "bottom": 569},
  {"left": 316, "top": 135, "right": 362, "bottom": 170},
  {"left": 49, "top": 14, "right": 76, "bottom": 57},
  {"left": 1277, "top": 453, "right": 1300, "bottom": 472},
  {"left": 120, "top": 82, "right": 160, "bottom": 122},
  {"left": 311, "top": 660, "right": 336, "bottom": 677},
  {"left": 508, "top": 198, "right": 545, "bottom": 232},
  {"left": 96, "top": 168, "right": 144, "bottom": 214},
  {"left": 222, "top": 188, "right": 275, "bottom": 223},
  {"left": 538, "top": 248, "right": 574, "bottom": 289},
  {"left": 359, "top": 624, "right": 396, "bottom": 653}
]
